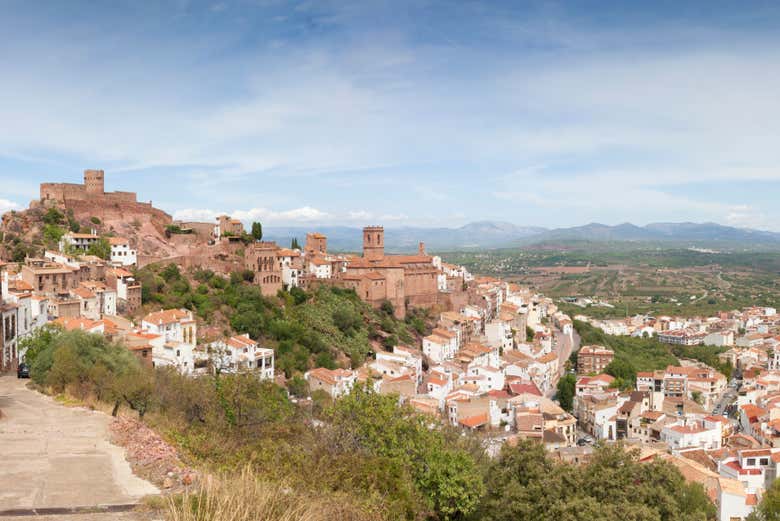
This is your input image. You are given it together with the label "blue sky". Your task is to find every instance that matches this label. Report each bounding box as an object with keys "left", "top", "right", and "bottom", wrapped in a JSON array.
[{"left": 2, "top": 1, "right": 780, "bottom": 229}]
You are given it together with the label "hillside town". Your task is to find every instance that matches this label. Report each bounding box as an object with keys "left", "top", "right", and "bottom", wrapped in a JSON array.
[{"left": 3, "top": 170, "right": 780, "bottom": 521}]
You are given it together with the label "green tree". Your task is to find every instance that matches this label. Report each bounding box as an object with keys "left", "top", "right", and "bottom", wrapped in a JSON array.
[
  {"left": 86, "top": 237, "right": 111, "bottom": 260},
  {"left": 326, "top": 384, "right": 485, "bottom": 520},
  {"left": 380, "top": 300, "right": 395, "bottom": 316},
  {"left": 113, "top": 366, "right": 155, "bottom": 419},
  {"left": 556, "top": 373, "right": 576, "bottom": 411},
  {"left": 42, "top": 207, "right": 64, "bottom": 225},
  {"left": 42, "top": 224, "right": 65, "bottom": 245},
  {"left": 286, "top": 375, "right": 309, "bottom": 397},
  {"left": 251, "top": 222, "right": 263, "bottom": 241},
  {"left": 605, "top": 357, "right": 637, "bottom": 383},
  {"left": 291, "top": 237, "right": 301, "bottom": 249},
  {"left": 477, "top": 441, "right": 715, "bottom": 521}
]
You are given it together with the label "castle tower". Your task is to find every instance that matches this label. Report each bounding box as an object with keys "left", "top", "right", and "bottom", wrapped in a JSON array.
[
  {"left": 305, "top": 232, "right": 327, "bottom": 255},
  {"left": 84, "top": 169, "right": 105, "bottom": 195},
  {"left": 363, "top": 226, "right": 384, "bottom": 262}
]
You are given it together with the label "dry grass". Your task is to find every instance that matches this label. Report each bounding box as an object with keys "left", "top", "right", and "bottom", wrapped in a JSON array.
[{"left": 166, "top": 467, "right": 380, "bottom": 521}]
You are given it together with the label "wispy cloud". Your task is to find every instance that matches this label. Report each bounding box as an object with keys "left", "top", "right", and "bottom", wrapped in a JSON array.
[{"left": 1, "top": 2, "right": 780, "bottom": 228}]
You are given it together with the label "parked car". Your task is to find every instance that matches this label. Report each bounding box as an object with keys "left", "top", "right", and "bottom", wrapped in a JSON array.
[{"left": 17, "top": 363, "right": 30, "bottom": 379}]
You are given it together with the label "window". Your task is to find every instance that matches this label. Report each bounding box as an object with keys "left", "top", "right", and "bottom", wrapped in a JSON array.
[{"left": 747, "top": 458, "right": 756, "bottom": 466}]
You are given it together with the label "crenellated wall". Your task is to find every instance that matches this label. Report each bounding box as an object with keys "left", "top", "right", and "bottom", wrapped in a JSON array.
[{"left": 39, "top": 171, "right": 138, "bottom": 206}]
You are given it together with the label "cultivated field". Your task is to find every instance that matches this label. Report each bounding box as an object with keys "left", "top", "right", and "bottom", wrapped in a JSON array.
[{"left": 442, "top": 244, "right": 780, "bottom": 318}]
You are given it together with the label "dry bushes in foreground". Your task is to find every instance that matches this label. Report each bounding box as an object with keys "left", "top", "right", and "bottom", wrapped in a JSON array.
[{"left": 167, "top": 466, "right": 379, "bottom": 521}]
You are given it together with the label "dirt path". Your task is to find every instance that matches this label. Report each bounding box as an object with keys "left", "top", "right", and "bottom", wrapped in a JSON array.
[{"left": 0, "top": 376, "right": 159, "bottom": 513}]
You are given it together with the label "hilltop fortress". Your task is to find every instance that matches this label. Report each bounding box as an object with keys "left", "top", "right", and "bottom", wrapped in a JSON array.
[
  {"left": 41, "top": 169, "right": 144, "bottom": 207},
  {"left": 37, "top": 169, "right": 171, "bottom": 223}
]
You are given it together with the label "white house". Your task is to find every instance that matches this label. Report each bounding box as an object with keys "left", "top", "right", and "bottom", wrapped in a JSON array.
[
  {"left": 59, "top": 231, "right": 100, "bottom": 252},
  {"left": 72, "top": 287, "right": 101, "bottom": 320},
  {"left": 277, "top": 248, "right": 301, "bottom": 288},
  {"left": 661, "top": 417, "right": 723, "bottom": 451},
  {"left": 485, "top": 319, "right": 513, "bottom": 352},
  {"left": 718, "top": 477, "right": 756, "bottom": 521},
  {"left": 308, "top": 257, "right": 332, "bottom": 279},
  {"left": 80, "top": 281, "right": 116, "bottom": 317},
  {"left": 371, "top": 345, "right": 423, "bottom": 384},
  {"left": 109, "top": 237, "right": 137, "bottom": 267},
  {"left": 305, "top": 367, "right": 356, "bottom": 398},
  {"left": 464, "top": 365, "right": 505, "bottom": 392},
  {"left": 206, "top": 334, "right": 274, "bottom": 379},
  {"left": 705, "top": 330, "right": 735, "bottom": 347},
  {"left": 141, "top": 309, "right": 197, "bottom": 374},
  {"left": 422, "top": 328, "right": 458, "bottom": 364}
]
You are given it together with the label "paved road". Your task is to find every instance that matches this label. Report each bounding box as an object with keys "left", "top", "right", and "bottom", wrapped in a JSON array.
[
  {"left": 546, "top": 329, "right": 580, "bottom": 398},
  {"left": 0, "top": 376, "right": 158, "bottom": 512}
]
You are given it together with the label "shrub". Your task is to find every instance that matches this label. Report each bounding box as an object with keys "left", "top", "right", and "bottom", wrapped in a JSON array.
[{"left": 42, "top": 207, "right": 64, "bottom": 225}]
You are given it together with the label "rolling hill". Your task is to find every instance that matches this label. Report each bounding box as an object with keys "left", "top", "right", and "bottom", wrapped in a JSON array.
[{"left": 263, "top": 221, "right": 780, "bottom": 252}]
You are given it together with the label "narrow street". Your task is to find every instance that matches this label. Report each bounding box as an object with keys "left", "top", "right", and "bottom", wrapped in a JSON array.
[{"left": 0, "top": 376, "right": 158, "bottom": 515}]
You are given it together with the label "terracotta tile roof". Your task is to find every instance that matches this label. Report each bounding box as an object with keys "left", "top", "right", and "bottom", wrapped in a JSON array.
[
  {"left": 307, "top": 367, "right": 353, "bottom": 386},
  {"left": 143, "top": 309, "right": 190, "bottom": 325},
  {"left": 226, "top": 335, "right": 257, "bottom": 350},
  {"left": 579, "top": 345, "right": 614, "bottom": 355},
  {"left": 458, "top": 413, "right": 489, "bottom": 429},
  {"left": 54, "top": 317, "right": 102, "bottom": 332},
  {"left": 426, "top": 375, "right": 447, "bottom": 387},
  {"left": 670, "top": 424, "right": 707, "bottom": 434},
  {"left": 741, "top": 404, "right": 768, "bottom": 420},
  {"left": 724, "top": 461, "right": 762, "bottom": 476},
  {"left": 508, "top": 382, "right": 542, "bottom": 396},
  {"left": 72, "top": 287, "right": 96, "bottom": 299}
]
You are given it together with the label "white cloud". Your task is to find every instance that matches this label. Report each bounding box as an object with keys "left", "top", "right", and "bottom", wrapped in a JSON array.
[
  {"left": 347, "top": 210, "right": 373, "bottom": 220},
  {"left": 174, "top": 206, "right": 329, "bottom": 225},
  {"left": 0, "top": 198, "right": 20, "bottom": 214},
  {"left": 233, "top": 206, "right": 329, "bottom": 222},
  {"left": 2, "top": 5, "right": 780, "bottom": 228},
  {"left": 172, "top": 208, "right": 220, "bottom": 222},
  {"left": 724, "top": 205, "right": 771, "bottom": 230}
]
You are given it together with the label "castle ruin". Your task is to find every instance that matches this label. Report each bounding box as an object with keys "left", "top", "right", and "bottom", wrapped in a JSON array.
[{"left": 40, "top": 169, "right": 139, "bottom": 206}]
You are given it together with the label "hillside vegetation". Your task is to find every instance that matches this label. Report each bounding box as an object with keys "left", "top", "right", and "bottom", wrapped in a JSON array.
[
  {"left": 135, "top": 264, "right": 429, "bottom": 375},
  {"left": 573, "top": 320, "right": 732, "bottom": 388},
  {"left": 22, "top": 327, "right": 717, "bottom": 521}
]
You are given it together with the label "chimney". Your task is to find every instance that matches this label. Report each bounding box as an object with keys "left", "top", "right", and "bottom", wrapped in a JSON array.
[{"left": 419, "top": 242, "right": 425, "bottom": 255}]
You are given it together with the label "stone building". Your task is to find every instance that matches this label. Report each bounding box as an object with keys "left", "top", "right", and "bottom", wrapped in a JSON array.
[
  {"left": 576, "top": 345, "right": 615, "bottom": 375},
  {"left": 21, "top": 259, "right": 77, "bottom": 293},
  {"left": 36, "top": 169, "right": 172, "bottom": 236},
  {"left": 305, "top": 233, "right": 327, "bottom": 256},
  {"left": 245, "top": 242, "right": 283, "bottom": 297},
  {"left": 342, "top": 226, "right": 438, "bottom": 318},
  {"left": 215, "top": 215, "right": 245, "bottom": 239},
  {"left": 40, "top": 169, "right": 138, "bottom": 206}
]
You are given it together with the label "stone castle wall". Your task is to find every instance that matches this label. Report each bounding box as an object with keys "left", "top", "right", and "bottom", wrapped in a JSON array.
[{"left": 39, "top": 183, "right": 137, "bottom": 205}]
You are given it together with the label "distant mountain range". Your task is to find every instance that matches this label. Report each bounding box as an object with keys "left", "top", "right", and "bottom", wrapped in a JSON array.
[{"left": 263, "top": 221, "right": 780, "bottom": 252}]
